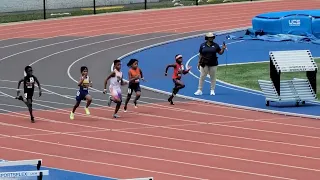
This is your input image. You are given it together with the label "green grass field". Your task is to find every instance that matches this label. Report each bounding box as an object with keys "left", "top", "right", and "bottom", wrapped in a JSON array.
[{"left": 216, "top": 58, "right": 320, "bottom": 99}]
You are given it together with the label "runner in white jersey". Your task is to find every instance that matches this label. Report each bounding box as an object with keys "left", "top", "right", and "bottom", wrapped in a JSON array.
[
  {"left": 103, "top": 60, "right": 127, "bottom": 118},
  {"left": 109, "top": 69, "right": 122, "bottom": 96}
]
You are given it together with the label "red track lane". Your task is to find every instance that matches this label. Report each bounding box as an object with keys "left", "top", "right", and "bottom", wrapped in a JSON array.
[
  {"left": 133, "top": 102, "right": 286, "bottom": 123},
  {"left": 183, "top": 102, "right": 320, "bottom": 127},
  {"left": 0, "top": 0, "right": 319, "bottom": 39},
  {"left": 33, "top": 110, "right": 149, "bottom": 130},
  {"left": 0, "top": 1, "right": 298, "bottom": 33},
  {"left": 1, "top": 1, "right": 317, "bottom": 32},
  {"left": 222, "top": 121, "right": 320, "bottom": 137},
  {"left": 19, "top": 134, "right": 320, "bottom": 179},
  {"left": 0, "top": 3, "right": 290, "bottom": 39},
  {"left": 89, "top": 108, "right": 201, "bottom": 126},
  {"left": 88, "top": 105, "right": 320, "bottom": 139},
  {"left": 15, "top": 16, "right": 252, "bottom": 38},
  {"left": 121, "top": 127, "right": 320, "bottom": 158},
  {"left": 258, "top": 117, "right": 320, "bottom": 128},
  {"left": 94, "top": 104, "right": 253, "bottom": 124},
  {"left": 168, "top": 102, "right": 287, "bottom": 119},
  {"left": 69, "top": 130, "right": 320, "bottom": 169},
  {"left": 142, "top": 123, "right": 320, "bottom": 148},
  {"left": 3, "top": 101, "right": 317, "bottom": 178},
  {"left": 1, "top": 111, "right": 320, "bottom": 180},
  {"left": 0, "top": 137, "right": 308, "bottom": 180},
  {"left": 1, "top": 100, "right": 320, "bottom": 179},
  {"left": 0, "top": 114, "right": 103, "bottom": 133},
  {"left": 0, "top": 0, "right": 304, "bottom": 32},
  {"left": 0, "top": 138, "right": 262, "bottom": 180},
  {"left": 0, "top": 148, "right": 182, "bottom": 180},
  {"left": 31, "top": 106, "right": 197, "bottom": 128}
]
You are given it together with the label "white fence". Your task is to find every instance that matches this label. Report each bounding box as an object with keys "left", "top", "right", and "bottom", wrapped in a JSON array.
[{"left": 0, "top": 0, "right": 160, "bottom": 13}]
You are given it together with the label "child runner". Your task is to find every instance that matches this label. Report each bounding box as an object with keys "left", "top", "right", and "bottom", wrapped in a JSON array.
[
  {"left": 16, "top": 66, "right": 42, "bottom": 123},
  {"left": 165, "top": 54, "right": 191, "bottom": 105},
  {"left": 103, "top": 60, "right": 127, "bottom": 118},
  {"left": 70, "top": 66, "right": 92, "bottom": 120},
  {"left": 124, "top": 59, "right": 145, "bottom": 112}
]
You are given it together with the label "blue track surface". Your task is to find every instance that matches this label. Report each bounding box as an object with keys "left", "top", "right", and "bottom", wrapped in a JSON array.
[
  {"left": 121, "top": 30, "right": 320, "bottom": 117},
  {"left": 0, "top": 160, "right": 115, "bottom": 180}
]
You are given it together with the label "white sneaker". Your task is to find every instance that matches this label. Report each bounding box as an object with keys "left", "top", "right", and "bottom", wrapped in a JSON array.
[
  {"left": 210, "top": 90, "right": 215, "bottom": 95},
  {"left": 194, "top": 90, "right": 202, "bottom": 96}
]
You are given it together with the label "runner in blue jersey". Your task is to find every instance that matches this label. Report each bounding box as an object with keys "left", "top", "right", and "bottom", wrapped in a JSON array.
[{"left": 70, "top": 66, "right": 92, "bottom": 120}]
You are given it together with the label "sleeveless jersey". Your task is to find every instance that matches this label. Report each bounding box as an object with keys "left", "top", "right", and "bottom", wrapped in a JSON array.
[
  {"left": 80, "top": 76, "right": 90, "bottom": 91},
  {"left": 109, "top": 69, "right": 123, "bottom": 89},
  {"left": 129, "top": 67, "right": 141, "bottom": 83},
  {"left": 23, "top": 75, "right": 37, "bottom": 93},
  {"left": 172, "top": 63, "right": 184, "bottom": 79}
]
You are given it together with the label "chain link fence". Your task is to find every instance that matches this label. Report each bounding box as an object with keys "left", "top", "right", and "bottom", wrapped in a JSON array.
[{"left": 0, "top": 0, "right": 256, "bottom": 24}]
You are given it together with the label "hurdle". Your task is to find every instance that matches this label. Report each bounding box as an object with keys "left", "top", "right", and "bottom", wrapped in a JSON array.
[
  {"left": 258, "top": 50, "right": 318, "bottom": 106},
  {"left": 0, "top": 159, "right": 49, "bottom": 179}
]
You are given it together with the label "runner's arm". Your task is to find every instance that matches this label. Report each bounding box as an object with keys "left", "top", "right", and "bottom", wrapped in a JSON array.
[
  {"left": 139, "top": 69, "right": 144, "bottom": 79},
  {"left": 165, "top": 64, "right": 176, "bottom": 76},
  {"left": 121, "top": 74, "right": 127, "bottom": 86},
  {"left": 183, "top": 66, "right": 191, "bottom": 74},
  {"left": 104, "top": 71, "right": 115, "bottom": 89},
  {"left": 34, "top": 76, "right": 42, "bottom": 92},
  {"left": 16, "top": 78, "right": 24, "bottom": 96},
  {"left": 77, "top": 76, "right": 85, "bottom": 86},
  {"left": 34, "top": 76, "right": 42, "bottom": 96}
]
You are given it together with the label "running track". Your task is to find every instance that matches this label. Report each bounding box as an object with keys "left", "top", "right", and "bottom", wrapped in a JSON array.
[{"left": 1, "top": 0, "right": 320, "bottom": 179}]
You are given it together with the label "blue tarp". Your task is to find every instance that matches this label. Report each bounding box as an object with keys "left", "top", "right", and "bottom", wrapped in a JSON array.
[
  {"left": 248, "top": 10, "right": 320, "bottom": 44},
  {"left": 228, "top": 28, "right": 320, "bottom": 45},
  {"left": 256, "top": 10, "right": 320, "bottom": 19}
]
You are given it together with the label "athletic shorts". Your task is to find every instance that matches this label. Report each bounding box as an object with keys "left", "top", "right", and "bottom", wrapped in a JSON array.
[
  {"left": 23, "top": 90, "right": 34, "bottom": 101},
  {"left": 128, "top": 83, "right": 141, "bottom": 95},
  {"left": 76, "top": 89, "right": 89, "bottom": 102},
  {"left": 173, "top": 79, "right": 183, "bottom": 86},
  {"left": 109, "top": 86, "right": 122, "bottom": 101}
]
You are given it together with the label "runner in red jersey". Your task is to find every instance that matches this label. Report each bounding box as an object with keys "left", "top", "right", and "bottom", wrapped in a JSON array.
[{"left": 165, "top": 54, "right": 191, "bottom": 105}]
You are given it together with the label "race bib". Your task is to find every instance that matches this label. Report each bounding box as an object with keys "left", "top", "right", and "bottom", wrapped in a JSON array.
[
  {"left": 181, "top": 65, "right": 184, "bottom": 70},
  {"left": 117, "top": 76, "right": 121, "bottom": 82},
  {"left": 27, "top": 77, "right": 34, "bottom": 88}
]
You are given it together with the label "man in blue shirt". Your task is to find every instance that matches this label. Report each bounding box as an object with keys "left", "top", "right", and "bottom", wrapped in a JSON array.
[{"left": 194, "top": 32, "right": 226, "bottom": 96}]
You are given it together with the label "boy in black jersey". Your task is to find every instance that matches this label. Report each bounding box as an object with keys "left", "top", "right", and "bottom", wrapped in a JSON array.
[{"left": 16, "top": 66, "right": 42, "bottom": 123}]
